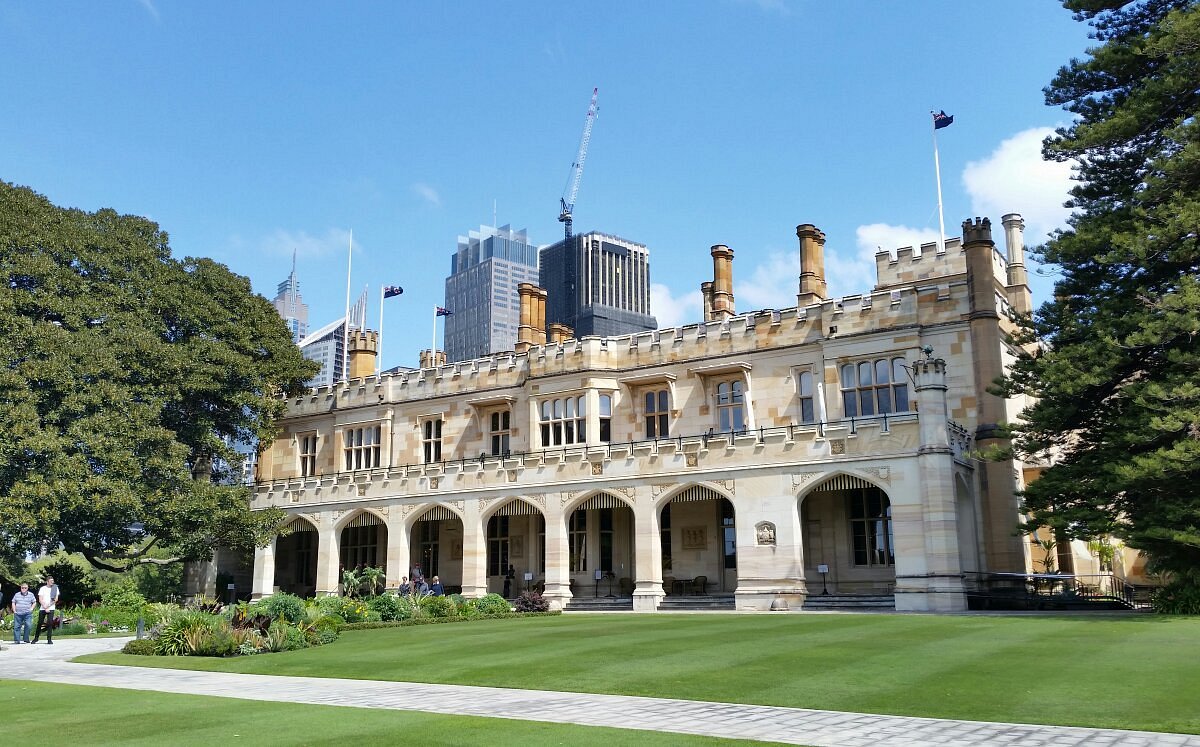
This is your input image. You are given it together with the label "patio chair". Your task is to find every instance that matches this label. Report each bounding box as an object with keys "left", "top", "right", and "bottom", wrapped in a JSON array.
[
  {"left": 690, "top": 575, "right": 708, "bottom": 595},
  {"left": 663, "top": 576, "right": 677, "bottom": 595}
]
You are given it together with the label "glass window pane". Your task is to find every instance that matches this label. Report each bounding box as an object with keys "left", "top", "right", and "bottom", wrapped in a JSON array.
[
  {"left": 645, "top": 392, "right": 655, "bottom": 411},
  {"left": 577, "top": 397, "right": 586, "bottom": 416},
  {"left": 600, "top": 394, "right": 611, "bottom": 416},
  {"left": 799, "top": 371, "right": 812, "bottom": 396},
  {"left": 859, "top": 391, "right": 875, "bottom": 416},
  {"left": 843, "top": 392, "right": 857, "bottom": 418},
  {"left": 841, "top": 364, "right": 855, "bottom": 388},
  {"left": 893, "top": 358, "right": 907, "bottom": 383},
  {"left": 858, "top": 362, "right": 873, "bottom": 387},
  {"left": 875, "top": 359, "right": 890, "bottom": 384},
  {"left": 657, "top": 390, "right": 668, "bottom": 410},
  {"left": 801, "top": 399, "right": 814, "bottom": 423},
  {"left": 894, "top": 385, "right": 909, "bottom": 412}
]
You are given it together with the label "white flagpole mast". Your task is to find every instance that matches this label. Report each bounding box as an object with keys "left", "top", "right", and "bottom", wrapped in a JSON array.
[
  {"left": 342, "top": 230, "right": 353, "bottom": 382},
  {"left": 931, "top": 112, "right": 947, "bottom": 254},
  {"left": 430, "top": 306, "right": 438, "bottom": 367},
  {"left": 377, "top": 285, "right": 385, "bottom": 377}
]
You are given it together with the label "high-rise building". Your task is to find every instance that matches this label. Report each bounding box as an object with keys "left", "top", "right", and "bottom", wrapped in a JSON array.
[
  {"left": 539, "top": 231, "right": 656, "bottom": 338},
  {"left": 298, "top": 291, "right": 368, "bottom": 388},
  {"left": 272, "top": 253, "right": 309, "bottom": 344},
  {"left": 443, "top": 224, "right": 540, "bottom": 362}
]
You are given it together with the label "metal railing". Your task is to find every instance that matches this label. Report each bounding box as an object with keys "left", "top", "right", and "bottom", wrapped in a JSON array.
[
  {"left": 962, "top": 572, "right": 1159, "bottom": 611},
  {"left": 259, "top": 412, "right": 921, "bottom": 491}
]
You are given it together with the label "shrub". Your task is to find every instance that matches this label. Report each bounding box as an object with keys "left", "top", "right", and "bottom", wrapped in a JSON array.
[
  {"left": 513, "top": 591, "right": 550, "bottom": 613},
  {"left": 156, "top": 611, "right": 215, "bottom": 656},
  {"left": 473, "top": 593, "right": 512, "bottom": 617},
  {"left": 101, "top": 579, "right": 148, "bottom": 613},
  {"left": 230, "top": 627, "right": 262, "bottom": 649},
  {"left": 310, "top": 615, "right": 342, "bottom": 644},
  {"left": 58, "top": 620, "right": 88, "bottom": 635},
  {"left": 367, "top": 593, "right": 406, "bottom": 622},
  {"left": 146, "top": 602, "right": 181, "bottom": 626},
  {"left": 263, "top": 622, "right": 291, "bottom": 653},
  {"left": 194, "top": 625, "right": 237, "bottom": 657},
  {"left": 283, "top": 624, "right": 308, "bottom": 651},
  {"left": 236, "top": 641, "right": 260, "bottom": 656},
  {"left": 448, "top": 593, "right": 466, "bottom": 610},
  {"left": 1153, "top": 580, "right": 1200, "bottom": 615},
  {"left": 257, "top": 593, "right": 307, "bottom": 624},
  {"left": 420, "top": 595, "right": 457, "bottom": 618},
  {"left": 122, "top": 638, "right": 158, "bottom": 656}
]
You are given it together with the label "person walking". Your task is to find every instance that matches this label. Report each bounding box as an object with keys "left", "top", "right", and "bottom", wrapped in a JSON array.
[
  {"left": 11, "top": 582, "right": 36, "bottom": 644},
  {"left": 30, "top": 576, "right": 60, "bottom": 645}
]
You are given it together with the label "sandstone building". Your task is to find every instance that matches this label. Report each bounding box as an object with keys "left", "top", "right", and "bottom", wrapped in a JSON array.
[{"left": 250, "top": 214, "right": 1041, "bottom": 612}]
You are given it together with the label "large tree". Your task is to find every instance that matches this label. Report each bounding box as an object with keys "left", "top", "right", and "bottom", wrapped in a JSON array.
[
  {"left": 998, "top": 1, "right": 1200, "bottom": 588},
  {"left": 0, "top": 181, "right": 317, "bottom": 571}
]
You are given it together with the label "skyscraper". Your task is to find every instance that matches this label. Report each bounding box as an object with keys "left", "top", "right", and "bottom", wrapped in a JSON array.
[
  {"left": 539, "top": 231, "right": 656, "bottom": 338},
  {"left": 443, "top": 224, "right": 540, "bottom": 362},
  {"left": 272, "top": 252, "right": 309, "bottom": 344},
  {"left": 297, "top": 290, "right": 368, "bottom": 388}
]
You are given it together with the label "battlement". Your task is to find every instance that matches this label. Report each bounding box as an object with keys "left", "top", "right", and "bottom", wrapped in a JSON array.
[
  {"left": 962, "top": 216, "right": 993, "bottom": 245},
  {"left": 874, "top": 237, "right": 965, "bottom": 289}
]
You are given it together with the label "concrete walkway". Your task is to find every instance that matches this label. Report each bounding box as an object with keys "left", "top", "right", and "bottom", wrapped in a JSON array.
[{"left": 1, "top": 637, "right": 1195, "bottom": 746}]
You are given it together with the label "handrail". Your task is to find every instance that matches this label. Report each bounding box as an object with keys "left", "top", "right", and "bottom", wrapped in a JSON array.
[
  {"left": 257, "top": 412, "right": 923, "bottom": 491},
  {"left": 963, "top": 571, "right": 1159, "bottom": 610}
]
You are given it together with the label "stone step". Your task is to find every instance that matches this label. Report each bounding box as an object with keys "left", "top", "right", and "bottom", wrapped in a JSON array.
[
  {"left": 803, "top": 594, "right": 895, "bottom": 610},
  {"left": 658, "top": 595, "right": 736, "bottom": 611},
  {"left": 565, "top": 596, "right": 633, "bottom": 612}
]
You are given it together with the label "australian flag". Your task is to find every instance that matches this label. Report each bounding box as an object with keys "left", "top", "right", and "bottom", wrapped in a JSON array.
[
  {"left": 932, "top": 110, "right": 954, "bottom": 129},
  {"left": 383, "top": 285, "right": 404, "bottom": 299},
  {"left": 436, "top": 306, "right": 453, "bottom": 317}
]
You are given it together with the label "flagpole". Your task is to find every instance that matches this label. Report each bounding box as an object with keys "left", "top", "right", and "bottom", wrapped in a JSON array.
[
  {"left": 342, "top": 230, "right": 353, "bottom": 383},
  {"left": 931, "top": 114, "right": 947, "bottom": 254},
  {"left": 377, "top": 284, "right": 385, "bottom": 377},
  {"left": 431, "top": 306, "right": 438, "bottom": 367}
]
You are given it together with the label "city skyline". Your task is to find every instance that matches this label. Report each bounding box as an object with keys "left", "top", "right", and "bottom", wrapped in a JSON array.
[{"left": 0, "top": 2, "right": 1090, "bottom": 370}]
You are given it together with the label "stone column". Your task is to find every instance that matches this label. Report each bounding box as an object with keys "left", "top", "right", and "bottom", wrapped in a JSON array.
[
  {"left": 251, "top": 540, "right": 276, "bottom": 600},
  {"left": 315, "top": 521, "right": 341, "bottom": 596},
  {"left": 896, "top": 356, "right": 966, "bottom": 611},
  {"left": 585, "top": 388, "right": 601, "bottom": 445},
  {"left": 385, "top": 511, "right": 408, "bottom": 591},
  {"left": 632, "top": 500, "right": 663, "bottom": 612},
  {"left": 543, "top": 509, "right": 572, "bottom": 610},
  {"left": 460, "top": 506, "right": 487, "bottom": 598}
]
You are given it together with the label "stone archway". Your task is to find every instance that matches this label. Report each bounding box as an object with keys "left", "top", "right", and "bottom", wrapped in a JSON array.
[
  {"left": 563, "top": 492, "right": 637, "bottom": 599},
  {"left": 483, "top": 498, "right": 546, "bottom": 598},
  {"left": 798, "top": 473, "right": 896, "bottom": 595},
  {"left": 338, "top": 511, "right": 387, "bottom": 592},
  {"left": 409, "top": 504, "right": 465, "bottom": 594},
  {"left": 273, "top": 515, "right": 318, "bottom": 598},
  {"left": 658, "top": 485, "right": 737, "bottom": 596}
]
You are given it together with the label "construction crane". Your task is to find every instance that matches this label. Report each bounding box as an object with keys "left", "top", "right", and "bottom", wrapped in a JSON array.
[{"left": 558, "top": 87, "right": 599, "bottom": 240}]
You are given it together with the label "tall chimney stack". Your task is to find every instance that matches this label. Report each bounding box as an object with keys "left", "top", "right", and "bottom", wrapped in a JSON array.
[
  {"left": 796, "top": 224, "right": 828, "bottom": 307},
  {"left": 1001, "top": 213, "right": 1032, "bottom": 316},
  {"left": 709, "top": 245, "right": 735, "bottom": 321}
]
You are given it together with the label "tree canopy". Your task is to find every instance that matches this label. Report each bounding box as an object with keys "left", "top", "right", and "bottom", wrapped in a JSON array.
[
  {"left": 998, "top": 0, "right": 1200, "bottom": 582},
  {"left": 0, "top": 181, "right": 318, "bottom": 571}
]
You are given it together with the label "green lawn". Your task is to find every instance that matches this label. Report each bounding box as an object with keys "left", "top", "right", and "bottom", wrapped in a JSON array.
[
  {"left": 0, "top": 680, "right": 744, "bottom": 746},
  {"left": 78, "top": 613, "right": 1200, "bottom": 734}
]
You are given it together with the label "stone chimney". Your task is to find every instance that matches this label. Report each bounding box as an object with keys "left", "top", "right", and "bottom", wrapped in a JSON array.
[
  {"left": 709, "top": 245, "right": 735, "bottom": 321},
  {"left": 796, "top": 224, "right": 828, "bottom": 307},
  {"left": 516, "top": 282, "right": 549, "bottom": 352},
  {"left": 700, "top": 281, "right": 714, "bottom": 322},
  {"left": 548, "top": 323, "right": 573, "bottom": 344},
  {"left": 347, "top": 330, "right": 379, "bottom": 379},
  {"left": 418, "top": 348, "right": 446, "bottom": 369},
  {"left": 1001, "top": 213, "right": 1032, "bottom": 316}
]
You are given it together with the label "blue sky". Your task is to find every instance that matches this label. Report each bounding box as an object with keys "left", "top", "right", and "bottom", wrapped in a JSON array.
[{"left": 1, "top": 1, "right": 1092, "bottom": 370}]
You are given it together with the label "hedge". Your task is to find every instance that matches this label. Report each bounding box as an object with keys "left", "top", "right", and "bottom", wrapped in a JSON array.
[{"left": 341, "top": 610, "right": 561, "bottom": 630}]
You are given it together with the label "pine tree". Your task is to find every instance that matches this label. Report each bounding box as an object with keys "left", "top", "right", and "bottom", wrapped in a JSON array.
[{"left": 997, "top": 0, "right": 1200, "bottom": 596}]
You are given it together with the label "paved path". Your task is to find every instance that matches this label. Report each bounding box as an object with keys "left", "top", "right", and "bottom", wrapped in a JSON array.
[{"left": 1, "top": 638, "right": 1195, "bottom": 746}]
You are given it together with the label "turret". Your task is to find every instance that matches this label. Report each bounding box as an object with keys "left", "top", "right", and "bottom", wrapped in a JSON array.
[{"left": 796, "top": 224, "right": 828, "bottom": 307}]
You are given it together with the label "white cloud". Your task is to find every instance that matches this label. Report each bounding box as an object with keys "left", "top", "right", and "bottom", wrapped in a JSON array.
[
  {"left": 735, "top": 250, "right": 799, "bottom": 311},
  {"left": 235, "top": 227, "right": 356, "bottom": 259},
  {"left": 650, "top": 282, "right": 702, "bottom": 329},
  {"left": 412, "top": 182, "right": 442, "bottom": 208},
  {"left": 137, "top": 0, "right": 160, "bottom": 20},
  {"left": 962, "top": 127, "right": 1075, "bottom": 245}
]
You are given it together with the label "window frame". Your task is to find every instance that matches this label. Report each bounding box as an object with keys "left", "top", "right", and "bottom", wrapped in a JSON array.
[
  {"left": 796, "top": 370, "right": 816, "bottom": 424},
  {"left": 644, "top": 388, "right": 670, "bottom": 439},
  {"left": 342, "top": 425, "right": 381, "bottom": 471},
  {"left": 715, "top": 379, "right": 746, "bottom": 433},
  {"left": 489, "top": 409, "right": 512, "bottom": 456},
  {"left": 848, "top": 487, "right": 895, "bottom": 567},
  {"left": 539, "top": 395, "right": 586, "bottom": 447},
  {"left": 839, "top": 357, "right": 910, "bottom": 419},
  {"left": 422, "top": 417, "right": 443, "bottom": 464},
  {"left": 298, "top": 432, "right": 318, "bottom": 477}
]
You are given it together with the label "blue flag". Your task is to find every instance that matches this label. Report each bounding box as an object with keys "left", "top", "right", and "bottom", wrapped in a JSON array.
[
  {"left": 383, "top": 285, "right": 404, "bottom": 299},
  {"left": 932, "top": 110, "right": 954, "bottom": 130},
  {"left": 436, "top": 306, "right": 453, "bottom": 317}
]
